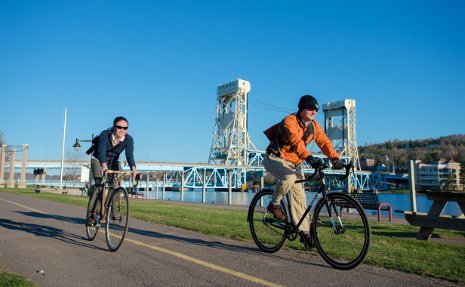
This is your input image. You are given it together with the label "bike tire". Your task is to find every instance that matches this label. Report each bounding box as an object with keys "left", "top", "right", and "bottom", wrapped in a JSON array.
[
  {"left": 312, "top": 192, "right": 371, "bottom": 270},
  {"left": 248, "top": 189, "right": 288, "bottom": 253},
  {"left": 85, "top": 185, "right": 102, "bottom": 241},
  {"left": 105, "top": 187, "right": 129, "bottom": 252}
]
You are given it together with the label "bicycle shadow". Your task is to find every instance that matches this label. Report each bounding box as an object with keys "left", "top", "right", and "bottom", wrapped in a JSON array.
[
  {"left": 11, "top": 211, "right": 118, "bottom": 251},
  {"left": 0, "top": 218, "right": 100, "bottom": 250},
  {"left": 127, "top": 223, "right": 329, "bottom": 268},
  {"left": 16, "top": 211, "right": 85, "bottom": 226},
  {"left": 9, "top": 211, "right": 329, "bottom": 267}
]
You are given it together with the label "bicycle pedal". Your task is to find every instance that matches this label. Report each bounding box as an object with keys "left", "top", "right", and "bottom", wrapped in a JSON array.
[{"left": 299, "top": 232, "right": 315, "bottom": 250}]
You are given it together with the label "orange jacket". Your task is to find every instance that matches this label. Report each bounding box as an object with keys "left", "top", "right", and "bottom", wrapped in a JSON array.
[{"left": 278, "top": 113, "right": 339, "bottom": 166}]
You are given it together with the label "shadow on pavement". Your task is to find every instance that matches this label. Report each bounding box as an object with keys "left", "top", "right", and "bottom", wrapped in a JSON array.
[
  {"left": 3, "top": 212, "right": 103, "bottom": 251},
  {"left": 8, "top": 211, "right": 329, "bottom": 267},
  {"left": 16, "top": 211, "right": 85, "bottom": 226},
  {"left": 127, "top": 224, "right": 329, "bottom": 268}
]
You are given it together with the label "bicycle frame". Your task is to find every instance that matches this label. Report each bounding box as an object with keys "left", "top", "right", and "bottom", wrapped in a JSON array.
[
  {"left": 283, "top": 162, "right": 352, "bottom": 234},
  {"left": 98, "top": 170, "right": 139, "bottom": 221},
  {"left": 86, "top": 169, "right": 140, "bottom": 250},
  {"left": 248, "top": 160, "right": 370, "bottom": 269}
]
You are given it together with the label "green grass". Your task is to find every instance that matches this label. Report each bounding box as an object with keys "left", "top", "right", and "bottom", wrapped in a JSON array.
[
  {"left": 2, "top": 188, "right": 465, "bottom": 284},
  {"left": 0, "top": 272, "right": 35, "bottom": 287}
]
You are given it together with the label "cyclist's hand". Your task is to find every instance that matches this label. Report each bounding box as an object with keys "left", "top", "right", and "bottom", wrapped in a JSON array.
[
  {"left": 331, "top": 158, "right": 344, "bottom": 170},
  {"left": 101, "top": 167, "right": 108, "bottom": 177},
  {"left": 306, "top": 155, "right": 323, "bottom": 169},
  {"left": 133, "top": 170, "right": 141, "bottom": 181},
  {"left": 100, "top": 162, "right": 109, "bottom": 177}
]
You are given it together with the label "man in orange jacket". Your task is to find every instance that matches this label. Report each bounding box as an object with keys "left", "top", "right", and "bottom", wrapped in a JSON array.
[{"left": 263, "top": 95, "right": 344, "bottom": 248}]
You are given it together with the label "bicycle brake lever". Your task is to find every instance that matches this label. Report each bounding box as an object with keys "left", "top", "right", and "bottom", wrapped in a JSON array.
[{"left": 340, "top": 161, "right": 354, "bottom": 180}]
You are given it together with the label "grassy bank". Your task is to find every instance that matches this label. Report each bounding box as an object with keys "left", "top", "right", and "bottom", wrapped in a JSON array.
[
  {"left": 2, "top": 188, "right": 465, "bottom": 284},
  {"left": 0, "top": 261, "right": 35, "bottom": 287},
  {"left": 0, "top": 272, "right": 35, "bottom": 287}
]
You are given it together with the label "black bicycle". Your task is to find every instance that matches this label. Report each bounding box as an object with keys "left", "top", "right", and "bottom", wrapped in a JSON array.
[
  {"left": 247, "top": 161, "right": 371, "bottom": 270},
  {"left": 85, "top": 170, "right": 138, "bottom": 251}
]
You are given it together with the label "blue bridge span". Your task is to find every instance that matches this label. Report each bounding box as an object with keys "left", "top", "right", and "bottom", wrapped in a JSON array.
[{"left": 15, "top": 150, "right": 408, "bottom": 191}]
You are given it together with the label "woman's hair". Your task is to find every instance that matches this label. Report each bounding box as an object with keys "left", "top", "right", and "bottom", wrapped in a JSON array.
[{"left": 113, "top": 116, "right": 129, "bottom": 126}]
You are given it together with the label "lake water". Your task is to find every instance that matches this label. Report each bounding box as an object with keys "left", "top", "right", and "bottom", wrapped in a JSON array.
[{"left": 143, "top": 190, "right": 463, "bottom": 217}]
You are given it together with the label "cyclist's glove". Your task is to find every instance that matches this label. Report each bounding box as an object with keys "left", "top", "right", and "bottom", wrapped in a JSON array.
[
  {"left": 331, "top": 158, "right": 344, "bottom": 170},
  {"left": 101, "top": 167, "right": 108, "bottom": 177},
  {"left": 306, "top": 155, "right": 322, "bottom": 169}
]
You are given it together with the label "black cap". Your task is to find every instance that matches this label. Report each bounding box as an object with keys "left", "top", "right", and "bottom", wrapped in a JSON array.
[{"left": 298, "top": 95, "right": 319, "bottom": 111}]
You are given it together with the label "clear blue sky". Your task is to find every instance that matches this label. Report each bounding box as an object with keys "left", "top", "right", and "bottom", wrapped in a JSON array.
[{"left": 1, "top": 0, "right": 464, "bottom": 163}]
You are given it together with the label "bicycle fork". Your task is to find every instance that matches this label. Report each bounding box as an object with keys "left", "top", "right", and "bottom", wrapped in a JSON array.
[{"left": 324, "top": 198, "right": 345, "bottom": 235}]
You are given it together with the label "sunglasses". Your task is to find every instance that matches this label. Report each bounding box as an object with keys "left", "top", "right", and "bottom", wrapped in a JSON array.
[
  {"left": 116, "top": 125, "right": 128, "bottom": 130},
  {"left": 305, "top": 106, "right": 319, "bottom": 112}
]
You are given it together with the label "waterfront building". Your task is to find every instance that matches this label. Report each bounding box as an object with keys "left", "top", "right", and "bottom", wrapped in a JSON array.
[{"left": 415, "top": 158, "right": 463, "bottom": 191}]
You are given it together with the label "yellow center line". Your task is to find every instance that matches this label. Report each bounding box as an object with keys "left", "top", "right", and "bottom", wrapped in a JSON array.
[
  {"left": 125, "top": 237, "right": 283, "bottom": 287},
  {"left": 0, "top": 197, "right": 284, "bottom": 287},
  {"left": 0, "top": 198, "right": 46, "bottom": 214}
]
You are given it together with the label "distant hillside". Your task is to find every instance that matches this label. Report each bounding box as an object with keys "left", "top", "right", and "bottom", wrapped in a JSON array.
[{"left": 358, "top": 134, "right": 465, "bottom": 172}]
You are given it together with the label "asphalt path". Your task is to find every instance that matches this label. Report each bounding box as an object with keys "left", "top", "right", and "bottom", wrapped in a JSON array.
[{"left": 0, "top": 191, "right": 459, "bottom": 287}]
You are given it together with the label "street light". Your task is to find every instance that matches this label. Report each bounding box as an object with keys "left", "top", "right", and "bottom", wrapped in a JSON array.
[
  {"left": 73, "top": 135, "right": 94, "bottom": 184},
  {"left": 73, "top": 139, "right": 81, "bottom": 151},
  {"left": 73, "top": 137, "right": 93, "bottom": 152}
]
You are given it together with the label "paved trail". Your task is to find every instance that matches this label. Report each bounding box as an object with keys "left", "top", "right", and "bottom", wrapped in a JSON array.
[{"left": 0, "top": 191, "right": 458, "bottom": 287}]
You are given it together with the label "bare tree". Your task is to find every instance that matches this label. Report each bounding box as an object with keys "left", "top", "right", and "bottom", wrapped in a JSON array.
[{"left": 63, "top": 150, "right": 87, "bottom": 183}]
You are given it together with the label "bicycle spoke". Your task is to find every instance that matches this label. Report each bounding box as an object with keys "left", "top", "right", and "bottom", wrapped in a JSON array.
[
  {"left": 105, "top": 188, "right": 129, "bottom": 251},
  {"left": 248, "top": 189, "right": 287, "bottom": 253},
  {"left": 313, "top": 193, "right": 371, "bottom": 269}
]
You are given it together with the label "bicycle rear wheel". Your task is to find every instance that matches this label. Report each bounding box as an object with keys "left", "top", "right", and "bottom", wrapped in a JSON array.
[
  {"left": 85, "top": 185, "right": 101, "bottom": 241},
  {"left": 248, "top": 189, "right": 288, "bottom": 253},
  {"left": 312, "top": 192, "right": 371, "bottom": 270},
  {"left": 105, "top": 187, "right": 129, "bottom": 251}
]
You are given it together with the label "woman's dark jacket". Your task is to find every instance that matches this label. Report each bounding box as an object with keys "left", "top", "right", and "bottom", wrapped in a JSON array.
[{"left": 92, "top": 129, "right": 136, "bottom": 169}]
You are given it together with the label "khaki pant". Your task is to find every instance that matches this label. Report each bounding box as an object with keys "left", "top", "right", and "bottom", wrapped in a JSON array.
[
  {"left": 91, "top": 158, "right": 122, "bottom": 183},
  {"left": 263, "top": 154, "right": 311, "bottom": 233}
]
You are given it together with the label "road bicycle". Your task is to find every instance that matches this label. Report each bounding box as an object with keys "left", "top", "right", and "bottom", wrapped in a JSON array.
[
  {"left": 247, "top": 160, "right": 371, "bottom": 270},
  {"left": 85, "top": 170, "right": 139, "bottom": 251}
]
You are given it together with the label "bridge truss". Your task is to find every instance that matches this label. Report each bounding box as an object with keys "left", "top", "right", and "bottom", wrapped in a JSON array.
[
  {"left": 10, "top": 82, "right": 407, "bottom": 192},
  {"left": 208, "top": 79, "right": 255, "bottom": 166}
]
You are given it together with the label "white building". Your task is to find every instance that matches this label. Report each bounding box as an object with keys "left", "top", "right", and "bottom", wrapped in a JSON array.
[{"left": 415, "top": 158, "right": 463, "bottom": 191}]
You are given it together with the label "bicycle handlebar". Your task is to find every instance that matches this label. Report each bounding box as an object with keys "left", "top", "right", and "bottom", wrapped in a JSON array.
[
  {"left": 106, "top": 170, "right": 141, "bottom": 181},
  {"left": 295, "top": 160, "right": 353, "bottom": 184},
  {"left": 107, "top": 170, "right": 138, "bottom": 175}
]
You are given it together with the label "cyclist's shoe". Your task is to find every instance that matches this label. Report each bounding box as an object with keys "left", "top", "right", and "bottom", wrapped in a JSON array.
[
  {"left": 86, "top": 215, "right": 96, "bottom": 227},
  {"left": 267, "top": 203, "right": 286, "bottom": 220},
  {"left": 299, "top": 231, "right": 315, "bottom": 250}
]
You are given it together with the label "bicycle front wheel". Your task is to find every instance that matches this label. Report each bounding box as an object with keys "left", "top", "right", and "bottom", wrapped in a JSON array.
[
  {"left": 248, "top": 189, "right": 288, "bottom": 253},
  {"left": 312, "top": 192, "right": 371, "bottom": 270},
  {"left": 85, "top": 185, "right": 101, "bottom": 241},
  {"left": 105, "top": 187, "right": 129, "bottom": 251}
]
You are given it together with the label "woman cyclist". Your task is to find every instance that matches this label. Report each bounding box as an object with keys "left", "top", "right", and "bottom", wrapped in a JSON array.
[{"left": 85, "top": 116, "right": 138, "bottom": 226}]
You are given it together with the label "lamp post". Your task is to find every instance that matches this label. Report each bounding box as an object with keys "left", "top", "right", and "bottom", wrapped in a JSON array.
[
  {"left": 59, "top": 108, "right": 67, "bottom": 189},
  {"left": 73, "top": 135, "right": 94, "bottom": 183}
]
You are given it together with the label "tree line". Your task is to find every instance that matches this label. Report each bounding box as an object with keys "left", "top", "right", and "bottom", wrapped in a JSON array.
[{"left": 358, "top": 134, "right": 465, "bottom": 179}]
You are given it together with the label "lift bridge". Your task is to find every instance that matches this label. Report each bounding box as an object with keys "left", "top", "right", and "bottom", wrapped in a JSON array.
[
  {"left": 12, "top": 79, "right": 395, "bottom": 191},
  {"left": 205, "top": 78, "right": 377, "bottom": 191}
]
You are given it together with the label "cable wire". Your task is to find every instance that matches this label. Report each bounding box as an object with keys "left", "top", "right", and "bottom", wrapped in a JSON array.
[{"left": 249, "top": 99, "right": 294, "bottom": 113}]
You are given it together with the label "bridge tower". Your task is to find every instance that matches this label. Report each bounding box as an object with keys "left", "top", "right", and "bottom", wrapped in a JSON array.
[
  {"left": 322, "top": 99, "right": 361, "bottom": 170},
  {"left": 208, "top": 79, "right": 256, "bottom": 166}
]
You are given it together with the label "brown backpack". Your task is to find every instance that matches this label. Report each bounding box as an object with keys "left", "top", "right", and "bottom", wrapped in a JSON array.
[{"left": 263, "top": 116, "right": 314, "bottom": 156}]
